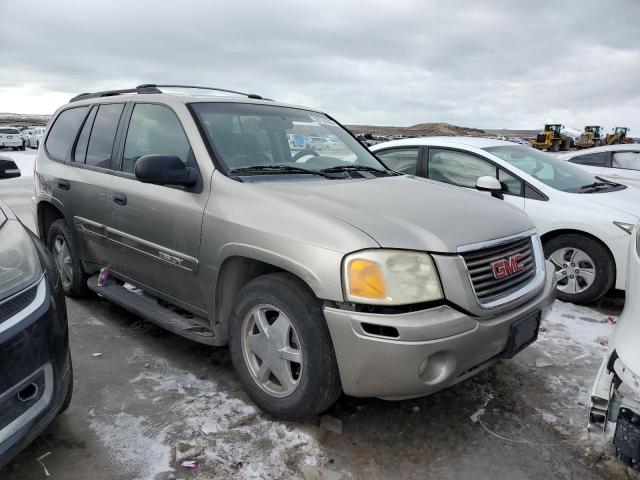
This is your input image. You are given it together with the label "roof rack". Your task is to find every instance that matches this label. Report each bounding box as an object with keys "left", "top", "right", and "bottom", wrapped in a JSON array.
[{"left": 69, "top": 84, "right": 266, "bottom": 103}]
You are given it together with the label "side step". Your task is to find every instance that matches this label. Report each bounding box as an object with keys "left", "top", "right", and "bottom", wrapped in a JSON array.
[{"left": 87, "top": 275, "right": 216, "bottom": 345}]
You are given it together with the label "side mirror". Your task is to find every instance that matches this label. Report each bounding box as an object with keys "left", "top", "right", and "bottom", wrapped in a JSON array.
[
  {"left": 476, "top": 176, "right": 503, "bottom": 199},
  {"left": 134, "top": 155, "right": 197, "bottom": 187},
  {"left": 0, "top": 157, "right": 21, "bottom": 179}
]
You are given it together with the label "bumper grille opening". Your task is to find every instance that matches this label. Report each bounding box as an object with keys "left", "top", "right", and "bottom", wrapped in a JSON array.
[
  {"left": 0, "top": 283, "right": 38, "bottom": 324},
  {"left": 361, "top": 323, "right": 400, "bottom": 339},
  {"left": 461, "top": 236, "right": 536, "bottom": 304}
]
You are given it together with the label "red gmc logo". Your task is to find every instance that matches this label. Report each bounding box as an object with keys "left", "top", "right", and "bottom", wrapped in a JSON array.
[{"left": 491, "top": 255, "right": 525, "bottom": 280}]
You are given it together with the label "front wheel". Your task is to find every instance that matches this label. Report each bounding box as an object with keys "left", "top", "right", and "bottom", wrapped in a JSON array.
[
  {"left": 228, "top": 273, "right": 342, "bottom": 420},
  {"left": 544, "top": 234, "right": 615, "bottom": 304}
]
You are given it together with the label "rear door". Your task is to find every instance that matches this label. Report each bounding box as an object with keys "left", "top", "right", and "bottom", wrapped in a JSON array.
[
  {"left": 45, "top": 104, "right": 122, "bottom": 270},
  {"left": 106, "top": 102, "right": 207, "bottom": 311},
  {"left": 604, "top": 150, "right": 640, "bottom": 187}
]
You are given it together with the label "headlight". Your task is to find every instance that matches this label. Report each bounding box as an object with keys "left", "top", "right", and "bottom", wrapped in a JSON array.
[
  {"left": 343, "top": 250, "right": 443, "bottom": 305},
  {"left": 614, "top": 221, "right": 634, "bottom": 234},
  {"left": 0, "top": 220, "right": 41, "bottom": 300}
]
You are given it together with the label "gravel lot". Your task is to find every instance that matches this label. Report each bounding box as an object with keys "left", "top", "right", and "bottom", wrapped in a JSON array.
[{"left": 0, "top": 149, "right": 636, "bottom": 480}]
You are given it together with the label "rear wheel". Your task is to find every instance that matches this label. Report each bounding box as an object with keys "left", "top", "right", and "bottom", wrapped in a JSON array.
[
  {"left": 228, "top": 273, "right": 342, "bottom": 419},
  {"left": 549, "top": 140, "right": 560, "bottom": 152},
  {"left": 47, "top": 219, "right": 89, "bottom": 297},
  {"left": 543, "top": 234, "right": 615, "bottom": 304}
]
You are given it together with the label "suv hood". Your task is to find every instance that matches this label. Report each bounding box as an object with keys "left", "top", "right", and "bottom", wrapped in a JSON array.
[
  {"left": 255, "top": 175, "right": 533, "bottom": 252},
  {"left": 583, "top": 186, "right": 640, "bottom": 219}
]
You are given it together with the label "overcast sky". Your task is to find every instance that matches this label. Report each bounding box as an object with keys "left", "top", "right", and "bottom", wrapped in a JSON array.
[{"left": 1, "top": 0, "right": 638, "bottom": 132}]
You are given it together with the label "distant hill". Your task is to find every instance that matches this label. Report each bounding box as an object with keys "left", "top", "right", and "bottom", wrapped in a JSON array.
[
  {"left": 347, "top": 122, "right": 539, "bottom": 138},
  {"left": 0, "top": 112, "right": 51, "bottom": 126}
]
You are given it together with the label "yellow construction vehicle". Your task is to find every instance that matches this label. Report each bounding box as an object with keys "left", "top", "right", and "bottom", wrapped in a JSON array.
[
  {"left": 531, "top": 124, "right": 573, "bottom": 152},
  {"left": 604, "top": 127, "right": 631, "bottom": 145},
  {"left": 574, "top": 126, "right": 603, "bottom": 149}
]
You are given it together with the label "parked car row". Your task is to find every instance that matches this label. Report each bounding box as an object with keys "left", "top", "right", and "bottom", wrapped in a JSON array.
[
  {"left": 0, "top": 84, "right": 636, "bottom": 469},
  {"left": 0, "top": 126, "right": 46, "bottom": 151}
]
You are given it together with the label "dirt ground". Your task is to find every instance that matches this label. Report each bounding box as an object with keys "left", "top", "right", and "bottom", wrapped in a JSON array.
[{"left": 1, "top": 153, "right": 638, "bottom": 479}]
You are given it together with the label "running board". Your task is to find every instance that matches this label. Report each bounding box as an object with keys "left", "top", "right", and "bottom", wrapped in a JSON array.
[{"left": 87, "top": 275, "right": 216, "bottom": 345}]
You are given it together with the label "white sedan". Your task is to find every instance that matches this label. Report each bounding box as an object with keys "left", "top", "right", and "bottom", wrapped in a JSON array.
[
  {"left": 23, "top": 126, "right": 46, "bottom": 149},
  {"left": 558, "top": 144, "right": 640, "bottom": 188},
  {"left": 371, "top": 137, "right": 639, "bottom": 304}
]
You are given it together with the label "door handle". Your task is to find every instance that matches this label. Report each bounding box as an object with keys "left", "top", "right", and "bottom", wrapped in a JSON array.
[
  {"left": 57, "top": 179, "right": 71, "bottom": 190},
  {"left": 112, "top": 193, "right": 127, "bottom": 206}
]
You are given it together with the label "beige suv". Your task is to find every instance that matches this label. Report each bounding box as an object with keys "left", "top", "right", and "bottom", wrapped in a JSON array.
[{"left": 34, "top": 85, "right": 555, "bottom": 418}]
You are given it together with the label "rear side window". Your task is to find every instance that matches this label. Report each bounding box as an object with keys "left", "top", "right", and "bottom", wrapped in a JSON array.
[
  {"left": 45, "top": 107, "right": 89, "bottom": 161},
  {"left": 0, "top": 128, "right": 20, "bottom": 134},
  {"left": 85, "top": 103, "right": 124, "bottom": 169},
  {"left": 122, "top": 104, "right": 190, "bottom": 174},
  {"left": 74, "top": 106, "right": 97, "bottom": 163},
  {"left": 612, "top": 151, "right": 640, "bottom": 171},
  {"left": 375, "top": 148, "right": 419, "bottom": 175},
  {"left": 569, "top": 152, "right": 606, "bottom": 166}
]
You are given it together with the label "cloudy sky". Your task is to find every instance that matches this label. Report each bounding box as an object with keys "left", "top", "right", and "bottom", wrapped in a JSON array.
[{"left": 1, "top": 0, "right": 638, "bottom": 131}]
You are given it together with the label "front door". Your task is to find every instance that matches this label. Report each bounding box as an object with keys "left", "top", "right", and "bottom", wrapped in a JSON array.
[
  {"left": 106, "top": 102, "right": 207, "bottom": 311},
  {"left": 426, "top": 147, "right": 526, "bottom": 209}
]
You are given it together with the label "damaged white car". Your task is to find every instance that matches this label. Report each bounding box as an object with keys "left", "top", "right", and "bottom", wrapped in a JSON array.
[{"left": 589, "top": 222, "right": 640, "bottom": 471}]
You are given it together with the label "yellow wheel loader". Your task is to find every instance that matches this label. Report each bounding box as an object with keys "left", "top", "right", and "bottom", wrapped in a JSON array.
[
  {"left": 575, "top": 126, "right": 603, "bottom": 149},
  {"left": 531, "top": 124, "right": 573, "bottom": 152},
  {"left": 605, "top": 127, "right": 631, "bottom": 145}
]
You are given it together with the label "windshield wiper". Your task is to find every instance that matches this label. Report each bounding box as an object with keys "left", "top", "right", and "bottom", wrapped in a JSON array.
[
  {"left": 320, "top": 165, "right": 387, "bottom": 174},
  {"left": 580, "top": 181, "right": 614, "bottom": 191},
  {"left": 228, "top": 165, "right": 326, "bottom": 177}
]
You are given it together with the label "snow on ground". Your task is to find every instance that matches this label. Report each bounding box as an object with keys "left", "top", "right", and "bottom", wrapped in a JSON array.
[
  {"left": 0, "top": 148, "right": 36, "bottom": 176},
  {"left": 88, "top": 348, "right": 329, "bottom": 479}
]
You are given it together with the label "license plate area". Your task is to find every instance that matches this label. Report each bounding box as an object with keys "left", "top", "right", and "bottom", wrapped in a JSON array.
[{"left": 501, "top": 310, "right": 541, "bottom": 359}]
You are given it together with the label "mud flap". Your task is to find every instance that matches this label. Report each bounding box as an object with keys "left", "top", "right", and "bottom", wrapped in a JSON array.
[{"left": 588, "top": 358, "right": 614, "bottom": 434}]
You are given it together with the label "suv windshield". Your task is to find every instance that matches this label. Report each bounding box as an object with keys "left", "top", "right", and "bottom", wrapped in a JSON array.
[
  {"left": 190, "top": 103, "right": 386, "bottom": 175},
  {"left": 485, "top": 145, "right": 620, "bottom": 193}
]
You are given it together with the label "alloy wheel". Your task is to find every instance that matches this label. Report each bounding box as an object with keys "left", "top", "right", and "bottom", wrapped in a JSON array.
[
  {"left": 549, "top": 247, "right": 596, "bottom": 294},
  {"left": 241, "top": 304, "right": 303, "bottom": 398}
]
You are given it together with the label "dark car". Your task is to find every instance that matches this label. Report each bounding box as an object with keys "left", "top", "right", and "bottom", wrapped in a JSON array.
[{"left": 0, "top": 165, "right": 72, "bottom": 469}]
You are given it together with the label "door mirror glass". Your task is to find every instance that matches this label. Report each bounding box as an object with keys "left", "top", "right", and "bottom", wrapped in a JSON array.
[
  {"left": 134, "top": 154, "right": 197, "bottom": 187},
  {"left": 0, "top": 157, "right": 21, "bottom": 179},
  {"left": 476, "top": 176, "right": 503, "bottom": 199}
]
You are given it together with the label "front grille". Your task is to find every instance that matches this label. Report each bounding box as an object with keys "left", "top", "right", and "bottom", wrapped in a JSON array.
[
  {"left": 536, "top": 134, "right": 547, "bottom": 143},
  {"left": 0, "top": 284, "right": 38, "bottom": 324},
  {"left": 579, "top": 134, "right": 589, "bottom": 143},
  {"left": 461, "top": 236, "right": 536, "bottom": 304}
]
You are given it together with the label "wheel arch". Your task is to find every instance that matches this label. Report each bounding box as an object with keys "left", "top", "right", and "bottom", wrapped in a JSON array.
[
  {"left": 213, "top": 254, "right": 323, "bottom": 343},
  {"left": 540, "top": 228, "right": 617, "bottom": 274},
  {"left": 37, "top": 200, "right": 64, "bottom": 245}
]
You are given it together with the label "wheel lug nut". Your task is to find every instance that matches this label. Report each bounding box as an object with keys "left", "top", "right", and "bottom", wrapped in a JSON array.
[
  {"left": 569, "top": 275, "right": 574, "bottom": 279},
  {"left": 561, "top": 270, "right": 566, "bottom": 275},
  {"left": 563, "top": 264, "right": 568, "bottom": 268}
]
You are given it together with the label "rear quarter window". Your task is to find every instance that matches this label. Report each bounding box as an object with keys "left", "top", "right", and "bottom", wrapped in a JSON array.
[
  {"left": 568, "top": 152, "right": 606, "bottom": 166},
  {"left": 45, "top": 107, "right": 89, "bottom": 161}
]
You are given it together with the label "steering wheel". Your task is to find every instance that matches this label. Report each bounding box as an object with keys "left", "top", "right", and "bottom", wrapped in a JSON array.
[{"left": 292, "top": 149, "right": 320, "bottom": 162}]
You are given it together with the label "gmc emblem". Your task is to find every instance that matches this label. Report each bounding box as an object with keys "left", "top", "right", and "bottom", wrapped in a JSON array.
[{"left": 491, "top": 255, "right": 525, "bottom": 280}]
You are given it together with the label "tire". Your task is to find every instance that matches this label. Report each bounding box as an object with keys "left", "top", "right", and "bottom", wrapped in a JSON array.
[
  {"left": 47, "top": 219, "right": 89, "bottom": 297},
  {"left": 543, "top": 234, "right": 615, "bottom": 304},
  {"left": 58, "top": 355, "right": 73, "bottom": 414},
  {"left": 228, "top": 273, "right": 342, "bottom": 420},
  {"left": 549, "top": 141, "right": 560, "bottom": 152}
]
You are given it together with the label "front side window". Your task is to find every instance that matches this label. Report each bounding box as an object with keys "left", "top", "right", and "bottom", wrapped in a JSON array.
[
  {"left": 428, "top": 149, "right": 495, "bottom": 188},
  {"left": 85, "top": 103, "right": 124, "bottom": 169},
  {"left": 569, "top": 152, "right": 606, "bottom": 167},
  {"left": 375, "top": 148, "right": 419, "bottom": 175},
  {"left": 122, "top": 104, "right": 191, "bottom": 174},
  {"left": 190, "top": 102, "right": 386, "bottom": 175},
  {"left": 45, "top": 106, "right": 89, "bottom": 161},
  {"left": 485, "top": 145, "right": 617, "bottom": 193},
  {"left": 612, "top": 151, "right": 640, "bottom": 171}
]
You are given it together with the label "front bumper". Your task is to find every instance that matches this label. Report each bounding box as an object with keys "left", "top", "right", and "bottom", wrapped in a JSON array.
[
  {"left": 0, "top": 275, "right": 71, "bottom": 469},
  {"left": 325, "top": 262, "right": 555, "bottom": 399}
]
